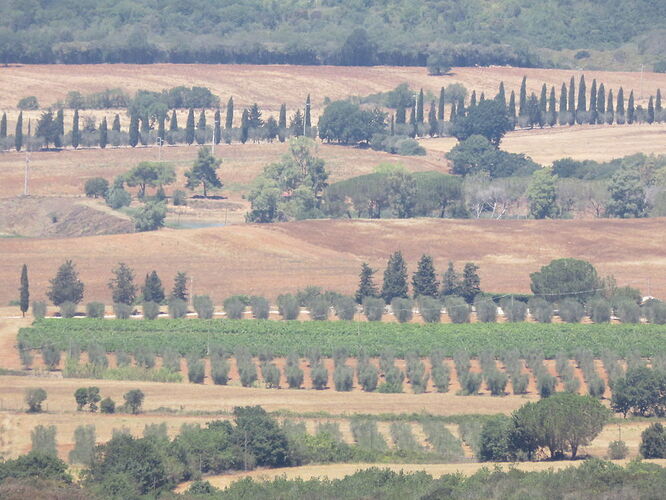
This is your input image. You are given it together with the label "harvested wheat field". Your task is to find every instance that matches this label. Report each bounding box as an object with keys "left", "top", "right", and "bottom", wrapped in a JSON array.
[{"left": 0, "top": 218, "right": 664, "bottom": 304}]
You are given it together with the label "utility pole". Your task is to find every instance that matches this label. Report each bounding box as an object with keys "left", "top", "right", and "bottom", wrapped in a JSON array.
[{"left": 23, "top": 152, "right": 30, "bottom": 196}]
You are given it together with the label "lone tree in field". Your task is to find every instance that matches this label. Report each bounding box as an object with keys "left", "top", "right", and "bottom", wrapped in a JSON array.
[
  {"left": 530, "top": 258, "right": 600, "bottom": 303},
  {"left": 412, "top": 254, "right": 439, "bottom": 298},
  {"left": 171, "top": 272, "right": 188, "bottom": 301},
  {"left": 123, "top": 389, "right": 145, "bottom": 414},
  {"left": 108, "top": 263, "right": 137, "bottom": 306},
  {"left": 381, "top": 251, "right": 408, "bottom": 304},
  {"left": 125, "top": 162, "right": 175, "bottom": 199},
  {"left": 184, "top": 147, "right": 222, "bottom": 198},
  {"left": 19, "top": 264, "right": 29, "bottom": 317},
  {"left": 355, "top": 263, "right": 379, "bottom": 304},
  {"left": 47, "top": 260, "right": 84, "bottom": 306},
  {"left": 142, "top": 271, "right": 165, "bottom": 303}
]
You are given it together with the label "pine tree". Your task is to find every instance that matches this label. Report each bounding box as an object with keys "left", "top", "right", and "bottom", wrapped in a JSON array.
[
  {"left": 428, "top": 101, "right": 438, "bottom": 137},
  {"left": 548, "top": 86, "right": 557, "bottom": 127},
  {"left": 355, "top": 263, "right": 378, "bottom": 304},
  {"left": 225, "top": 97, "right": 234, "bottom": 129},
  {"left": 568, "top": 76, "right": 576, "bottom": 125},
  {"left": 412, "top": 255, "right": 439, "bottom": 298},
  {"left": 169, "top": 110, "right": 178, "bottom": 131},
  {"left": 606, "top": 89, "right": 614, "bottom": 125},
  {"left": 185, "top": 108, "right": 195, "bottom": 144},
  {"left": 576, "top": 75, "right": 587, "bottom": 124},
  {"left": 519, "top": 76, "right": 527, "bottom": 116},
  {"left": 71, "top": 110, "right": 80, "bottom": 149},
  {"left": 470, "top": 90, "right": 477, "bottom": 108},
  {"left": 157, "top": 115, "right": 165, "bottom": 142},
  {"left": 396, "top": 106, "right": 406, "bottom": 124},
  {"left": 627, "top": 90, "right": 635, "bottom": 124},
  {"left": 19, "top": 264, "right": 29, "bottom": 317},
  {"left": 496, "top": 82, "right": 506, "bottom": 109},
  {"left": 108, "top": 263, "right": 136, "bottom": 306},
  {"left": 417, "top": 89, "right": 424, "bottom": 122},
  {"left": 99, "top": 117, "right": 107, "bottom": 149},
  {"left": 617, "top": 87, "right": 625, "bottom": 124},
  {"left": 290, "top": 110, "right": 304, "bottom": 137},
  {"left": 240, "top": 109, "right": 249, "bottom": 144},
  {"left": 381, "top": 251, "right": 408, "bottom": 304},
  {"left": 508, "top": 91, "right": 516, "bottom": 130},
  {"left": 196, "top": 109, "right": 206, "bottom": 145},
  {"left": 129, "top": 114, "right": 139, "bottom": 147},
  {"left": 305, "top": 94, "right": 311, "bottom": 130},
  {"left": 648, "top": 96, "right": 655, "bottom": 124},
  {"left": 440, "top": 262, "right": 460, "bottom": 298},
  {"left": 437, "top": 87, "right": 445, "bottom": 119},
  {"left": 0, "top": 112, "right": 6, "bottom": 138},
  {"left": 559, "top": 82, "right": 568, "bottom": 126},
  {"left": 15, "top": 111, "right": 23, "bottom": 152},
  {"left": 142, "top": 270, "right": 165, "bottom": 303},
  {"left": 597, "top": 83, "right": 605, "bottom": 120},
  {"left": 278, "top": 104, "right": 287, "bottom": 142},
  {"left": 112, "top": 114, "right": 121, "bottom": 132},
  {"left": 248, "top": 103, "right": 263, "bottom": 128},
  {"left": 460, "top": 263, "right": 481, "bottom": 304},
  {"left": 171, "top": 271, "right": 188, "bottom": 301},
  {"left": 214, "top": 109, "right": 221, "bottom": 144}
]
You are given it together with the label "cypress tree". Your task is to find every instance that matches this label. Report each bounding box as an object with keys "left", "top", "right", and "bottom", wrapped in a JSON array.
[
  {"left": 142, "top": 270, "right": 165, "bottom": 303},
  {"left": 139, "top": 116, "right": 149, "bottom": 146},
  {"left": 56, "top": 109, "right": 64, "bottom": 137},
  {"left": 381, "top": 251, "right": 408, "bottom": 304},
  {"left": 449, "top": 101, "right": 456, "bottom": 122},
  {"left": 157, "top": 115, "right": 165, "bottom": 142},
  {"left": 214, "top": 109, "right": 221, "bottom": 144},
  {"left": 456, "top": 96, "right": 465, "bottom": 118},
  {"left": 437, "top": 87, "right": 445, "bottom": 119},
  {"left": 278, "top": 104, "right": 286, "bottom": 142},
  {"left": 606, "top": 89, "right": 614, "bottom": 125},
  {"left": 568, "top": 76, "right": 576, "bottom": 125},
  {"left": 71, "top": 110, "right": 80, "bottom": 149},
  {"left": 647, "top": 96, "right": 655, "bottom": 124},
  {"left": 412, "top": 254, "right": 439, "bottom": 299},
  {"left": 169, "top": 110, "right": 178, "bottom": 131},
  {"left": 627, "top": 90, "right": 635, "bottom": 124},
  {"left": 548, "top": 86, "right": 557, "bottom": 127},
  {"left": 109, "top": 263, "right": 137, "bottom": 306},
  {"left": 0, "top": 112, "right": 6, "bottom": 138},
  {"left": 15, "top": 112, "right": 23, "bottom": 152},
  {"left": 417, "top": 89, "right": 424, "bottom": 123},
  {"left": 440, "top": 262, "right": 460, "bottom": 297},
  {"left": 470, "top": 90, "right": 477, "bottom": 108},
  {"left": 539, "top": 84, "right": 547, "bottom": 117},
  {"left": 19, "top": 264, "right": 29, "bottom": 317},
  {"left": 597, "top": 83, "right": 605, "bottom": 120},
  {"left": 355, "top": 263, "right": 378, "bottom": 304},
  {"left": 428, "top": 101, "right": 438, "bottom": 137},
  {"left": 576, "top": 75, "right": 586, "bottom": 124},
  {"left": 460, "top": 263, "right": 481, "bottom": 304},
  {"left": 99, "top": 117, "right": 107, "bottom": 149},
  {"left": 479, "top": 92, "right": 485, "bottom": 102},
  {"left": 171, "top": 271, "right": 188, "bottom": 301},
  {"left": 589, "top": 79, "right": 597, "bottom": 124},
  {"left": 225, "top": 97, "right": 234, "bottom": 129},
  {"left": 396, "top": 106, "right": 406, "bottom": 124},
  {"left": 496, "top": 82, "right": 506, "bottom": 109},
  {"left": 508, "top": 91, "right": 516, "bottom": 130},
  {"left": 409, "top": 105, "right": 416, "bottom": 125},
  {"left": 390, "top": 114, "right": 395, "bottom": 135},
  {"left": 27, "top": 118, "right": 30, "bottom": 137},
  {"left": 559, "top": 82, "right": 568, "bottom": 125},
  {"left": 112, "top": 114, "right": 121, "bottom": 132},
  {"left": 240, "top": 109, "right": 249, "bottom": 144},
  {"left": 129, "top": 114, "right": 139, "bottom": 147},
  {"left": 519, "top": 76, "right": 527, "bottom": 116},
  {"left": 656, "top": 89, "right": 663, "bottom": 122},
  {"left": 616, "top": 87, "right": 625, "bottom": 124},
  {"left": 185, "top": 108, "right": 195, "bottom": 144},
  {"left": 196, "top": 110, "right": 206, "bottom": 145},
  {"left": 305, "top": 94, "right": 311, "bottom": 129}
]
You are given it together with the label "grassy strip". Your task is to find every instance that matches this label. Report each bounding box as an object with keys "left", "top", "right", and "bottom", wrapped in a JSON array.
[{"left": 63, "top": 362, "right": 182, "bottom": 383}]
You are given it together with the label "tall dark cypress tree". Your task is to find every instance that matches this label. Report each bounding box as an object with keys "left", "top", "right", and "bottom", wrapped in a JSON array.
[
  {"left": 19, "top": 264, "right": 29, "bottom": 317},
  {"left": 456, "top": 96, "right": 465, "bottom": 118},
  {"left": 539, "top": 84, "right": 547, "bottom": 117},
  {"left": 112, "top": 114, "right": 121, "bottom": 132},
  {"left": 225, "top": 97, "right": 234, "bottom": 129},
  {"left": 27, "top": 118, "right": 31, "bottom": 137},
  {"left": 139, "top": 116, "right": 149, "bottom": 146},
  {"left": 568, "top": 76, "right": 576, "bottom": 125},
  {"left": 647, "top": 96, "right": 655, "bottom": 124},
  {"left": 597, "top": 83, "right": 605, "bottom": 120},
  {"left": 656, "top": 89, "right": 662, "bottom": 122},
  {"left": 627, "top": 90, "right": 635, "bottom": 124},
  {"left": 355, "top": 263, "right": 378, "bottom": 304},
  {"left": 390, "top": 114, "right": 395, "bottom": 136},
  {"left": 589, "top": 79, "right": 597, "bottom": 124},
  {"left": 470, "top": 90, "right": 477, "bottom": 108},
  {"left": 196, "top": 110, "right": 206, "bottom": 145},
  {"left": 437, "top": 87, "right": 445, "bottom": 119},
  {"left": 99, "top": 117, "right": 108, "bottom": 149},
  {"left": 518, "top": 76, "right": 527, "bottom": 116},
  {"left": 143, "top": 270, "right": 165, "bottom": 303},
  {"left": 616, "top": 87, "right": 625, "bottom": 124},
  {"left": 508, "top": 91, "right": 516, "bottom": 130},
  {"left": 169, "top": 110, "right": 178, "bottom": 131},
  {"left": 240, "top": 109, "right": 249, "bottom": 144},
  {"left": 576, "top": 75, "right": 586, "bottom": 124},
  {"left": 412, "top": 254, "right": 439, "bottom": 299},
  {"left": 15, "top": 111, "right": 23, "bottom": 152},
  {"left": 440, "top": 262, "right": 460, "bottom": 298},
  {"left": 304, "top": 94, "right": 311, "bottom": 130},
  {"left": 214, "top": 109, "right": 221, "bottom": 144},
  {"left": 409, "top": 104, "right": 416, "bottom": 125},
  {"left": 71, "top": 109, "right": 80, "bottom": 149},
  {"left": 396, "top": 106, "right": 406, "bottom": 124},
  {"left": 559, "top": 82, "right": 568, "bottom": 126},
  {"left": 496, "top": 82, "right": 506, "bottom": 109},
  {"left": 381, "top": 251, "right": 408, "bottom": 304},
  {"left": 428, "top": 101, "right": 438, "bottom": 137},
  {"left": 548, "top": 86, "right": 557, "bottom": 127},
  {"left": 185, "top": 108, "right": 195, "bottom": 144},
  {"left": 278, "top": 104, "right": 287, "bottom": 143},
  {"left": 0, "top": 112, "right": 6, "bottom": 138},
  {"left": 157, "top": 115, "right": 165, "bottom": 142},
  {"left": 479, "top": 92, "right": 485, "bottom": 102},
  {"left": 56, "top": 109, "right": 64, "bottom": 137},
  {"left": 417, "top": 89, "right": 424, "bottom": 123},
  {"left": 449, "top": 101, "right": 456, "bottom": 122},
  {"left": 606, "top": 89, "right": 614, "bottom": 125},
  {"left": 129, "top": 114, "right": 139, "bottom": 147}
]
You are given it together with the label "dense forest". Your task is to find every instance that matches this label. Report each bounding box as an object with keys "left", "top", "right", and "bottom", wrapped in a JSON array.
[{"left": 0, "top": 0, "right": 665, "bottom": 69}]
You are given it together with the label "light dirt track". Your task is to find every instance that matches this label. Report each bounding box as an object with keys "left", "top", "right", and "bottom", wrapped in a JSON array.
[{"left": 0, "top": 217, "right": 664, "bottom": 305}]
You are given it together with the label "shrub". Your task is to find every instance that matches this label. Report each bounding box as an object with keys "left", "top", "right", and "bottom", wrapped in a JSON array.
[
  {"left": 564, "top": 376, "right": 581, "bottom": 393},
  {"left": 193, "top": 295, "right": 214, "bottom": 319},
  {"left": 378, "top": 366, "right": 404, "bottom": 393},
  {"left": 474, "top": 296, "right": 497, "bottom": 323},
  {"left": 18, "top": 96, "right": 39, "bottom": 110},
  {"left": 251, "top": 296, "right": 270, "bottom": 319},
  {"left": 335, "top": 296, "right": 356, "bottom": 321},
  {"left": 238, "top": 357, "right": 258, "bottom": 387},
  {"left": 431, "top": 363, "right": 450, "bottom": 393},
  {"left": 645, "top": 301, "right": 666, "bottom": 324},
  {"left": 286, "top": 363, "right": 304, "bottom": 389},
  {"left": 87, "top": 343, "right": 108, "bottom": 368},
  {"left": 113, "top": 302, "right": 132, "bottom": 319},
  {"left": 19, "top": 343, "right": 33, "bottom": 369},
  {"left": 589, "top": 298, "right": 611, "bottom": 323},
  {"left": 363, "top": 297, "right": 384, "bottom": 321},
  {"left": 391, "top": 297, "right": 413, "bottom": 323},
  {"left": 25, "top": 388, "right": 47, "bottom": 413},
  {"left": 641, "top": 423, "right": 666, "bottom": 458},
  {"left": 59, "top": 301, "right": 77, "bottom": 318},
  {"left": 537, "top": 373, "right": 557, "bottom": 398},
  {"left": 334, "top": 364, "right": 354, "bottom": 391},
  {"left": 172, "top": 189, "right": 187, "bottom": 206},
  {"left": 123, "top": 389, "right": 144, "bottom": 414},
  {"left": 311, "top": 363, "right": 329, "bottom": 390},
  {"left": 512, "top": 373, "right": 529, "bottom": 394},
  {"left": 187, "top": 355, "right": 205, "bottom": 383},
  {"left": 134, "top": 347, "right": 155, "bottom": 369},
  {"left": 445, "top": 296, "right": 470, "bottom": 323},
  {"left": 223, "top": 296, "right": 245, "bottom": 319},
  {"left": 606, "top": 440, "right": 628, "bottom": 460},
  {"left": 587, "top": 376, "right": 606, "bottom": 398},
  {"left": 142, "top": 301, "right": 160, "bottom": 320},
  {"left": 168, "top": 298, "right": 187, "bottom": 318},
  {"left": 617, "top": 301, "right": 641, "bottom": 324},
  {"left": 133, "top": 201, "right": 166, "bottom": 232},
  {"left": 100, "top": 397, "right": 116, "bottom": 413},
  {"left": 277, "top": 294, "right": 300, "bottom": 320},
  {"left": 31, "top": 425, "right": 56, "bottom": 456},
  {"left": 261, "top": 363, "right": 280, "bottom": 388},
  {"left": 419, "top": 296, "right": 441, "bottom": 323},
  {"left": 358, "top": 364, "right": 378, "bottom": 392},
  {"left": 486, "top": 370, "right": 508, "bottom": 396},
  {"left": 529, "top": 298, "right": 553, "bottom": 323},
  {"left": 42, "top": 343, "right": 61, "bottom": 370},
  {"left": 86, "top": 302, "right": 105, "bottom": 318},
  {"left": 211, "top": 353, "right": 230, "bottom": 385},
  {"left": 309, "top": 297, "right": 330, "bottom": 321},
  {"left": 115, "top": 350, "right": 131, "bottom": 367},
  {"left": 32, "top": 301, "right": 47, "bottom": 319},
  {"left": 461, "top": 372, "right": 482, "bottom": 395},
  {"left": 501, "top": 298, "right": 527, "bottom": 322},
  {"left": 161, "top": 348, "right": 181, "bottom": 372},
  {"left": 558, "top": 298, "right": 585, "bottom": 323}
]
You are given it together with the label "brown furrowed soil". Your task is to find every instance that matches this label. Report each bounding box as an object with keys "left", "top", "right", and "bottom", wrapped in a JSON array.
[{"left": 0, "top": 217, "right": 664, "bottom": 304}]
